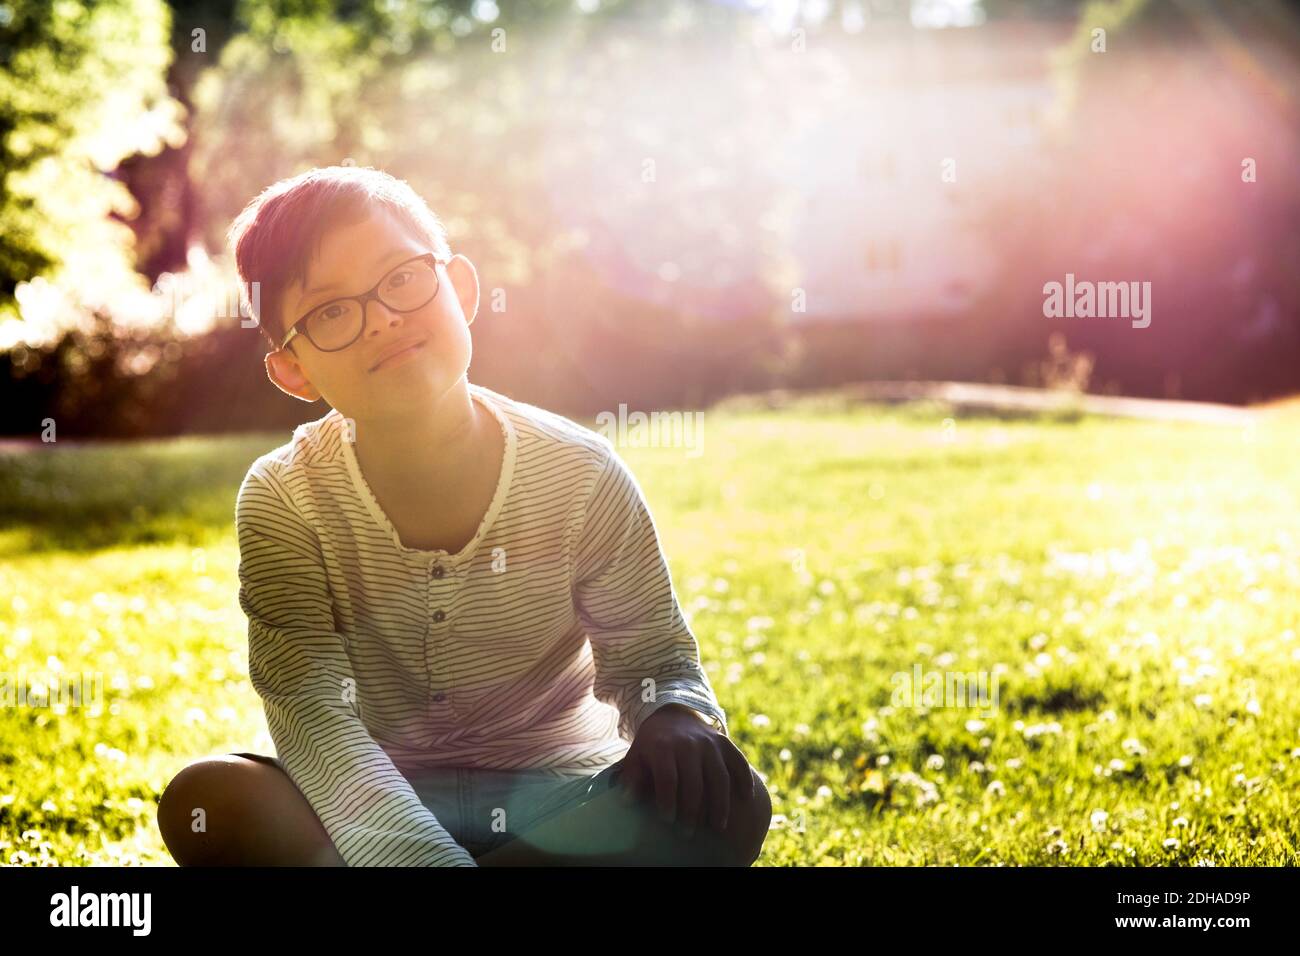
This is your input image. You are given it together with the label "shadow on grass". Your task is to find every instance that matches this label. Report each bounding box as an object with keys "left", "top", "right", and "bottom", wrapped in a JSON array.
[{"left": 0, "top": 433, "right": 287, "bottom": 555}]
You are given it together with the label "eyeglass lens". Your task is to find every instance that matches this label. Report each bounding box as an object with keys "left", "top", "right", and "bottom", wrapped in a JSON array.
[{"left": 305, "top": 258, "right": 440, "bottom": 350}]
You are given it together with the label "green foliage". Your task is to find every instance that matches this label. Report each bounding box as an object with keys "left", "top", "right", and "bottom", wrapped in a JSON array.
[
  {"left": 2, "top": 399, "right": 1298, "bottom": 864},
  {"left": 0, "top": 0, "right": 183, "bottom": 323}
]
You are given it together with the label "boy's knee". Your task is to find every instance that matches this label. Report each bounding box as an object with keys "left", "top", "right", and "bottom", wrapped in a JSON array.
[
  {"left": 157, "top": 756, "right": 248, "bottom": 866},
  {"left": 672, "top": 765, "right": 770, "bottom": 866},
  {"left": 724, "top": 766, "right": 771, "bottom": 866}
]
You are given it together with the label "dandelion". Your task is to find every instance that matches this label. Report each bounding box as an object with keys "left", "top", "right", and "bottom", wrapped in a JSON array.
[
  {"left": 1178, "top": 755, "right": 1194, "bottom": 768},
  {"left": 1194, "top": 694, "right": 1212, "bottom": 709},
  {"left": 750, "top": 714, "right": 771, "bottom": 728},
  {"left": 925, "top": 754, "right": 944, "bottom": 771},
  {"left": 1163, "top": 838, "right": 1180, "bottom": 851},
  {"left": 1024, "top": 721, "right": 1063, "bottom": 739},
  {"left": 816, "top": 785, "right": 833, "bottom": 799},
  {"left": 965, "top": 719, "right": 986, "bottom": 733},
  {"left": 779, "top": 748, "right": 793, "bottom": 762},
  {"left": 895, "top": 771, "right": 941, "bottom": 807},
  {"left": 1090, "top": 809, "right": 1109, "bottom": 832},
  {"left": 1172, "top": 817, "right": 1188, "bottom": 828},
  {"left": 1245, "top": 699, "right": 1261, "bottom": 716},
  {"left": 1122, "top": 737, "right": 1146, "bottom": 756},
  {"left": 1046, "top": 839, "right": 1069, "bottom": 855},
  {"left": 986, "top": 780, "right": 1005, "bottom": 797},
  {"left": 876, "top": 754, "right": 890, "bottom": 767},
  {"left": 969, "top": 761, "right": 986, "bottom": 774},
  {"left": 1005, "top": 757, "right": 1022, "bottom": 770},
  {"left": 1108, "top": 758, "right": 1127, "bottom": 772}
]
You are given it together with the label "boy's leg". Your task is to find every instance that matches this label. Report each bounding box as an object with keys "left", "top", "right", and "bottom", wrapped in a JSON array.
[
  {"left": 474, "top": 762, "right": 771, "bottom": 867},
  {"left": 157, "top": 753, "right": 345, "bottom": 866}
]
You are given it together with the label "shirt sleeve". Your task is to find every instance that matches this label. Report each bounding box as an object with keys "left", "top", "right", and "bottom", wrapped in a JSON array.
[
  {"left": 573, "top": 445, "right": 729, "bottom": 742},
  {"left": 235, "top": 466, "right": 477, "bottom": 867}
]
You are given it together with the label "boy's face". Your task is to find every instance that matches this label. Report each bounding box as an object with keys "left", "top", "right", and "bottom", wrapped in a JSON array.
[{"left": 264, "top": 206, "right": 478, "bottom": 420}]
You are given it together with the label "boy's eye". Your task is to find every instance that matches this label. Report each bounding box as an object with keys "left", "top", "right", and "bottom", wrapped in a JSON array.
[
  {"left": 318, "top": 303, "right": 347, "bottom": 321},
  {"left": 384, "top": 269, "right": 413, "bottom": 291}
]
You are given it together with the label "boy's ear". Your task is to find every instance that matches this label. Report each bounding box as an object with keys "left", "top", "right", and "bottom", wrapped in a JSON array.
[
  {"left": 446, "top": 253, "right": 479, "bottom": 327},
  {"left": 265, "top": 348, "right": 322, "bottom": 402}
]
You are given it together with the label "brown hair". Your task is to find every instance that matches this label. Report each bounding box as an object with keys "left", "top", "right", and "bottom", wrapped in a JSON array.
[{"left": 227, "top": 165, "right": 452, "bottom": 352}]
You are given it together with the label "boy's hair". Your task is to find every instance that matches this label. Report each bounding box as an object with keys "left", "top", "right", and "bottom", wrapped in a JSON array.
[{"left": 228, "top": 165, "right": 453, "bottom": 352}]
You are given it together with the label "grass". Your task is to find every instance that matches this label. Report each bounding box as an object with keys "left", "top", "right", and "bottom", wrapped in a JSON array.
[{"left": 2, "top": 392, "right": 1298, "bottom": 865}]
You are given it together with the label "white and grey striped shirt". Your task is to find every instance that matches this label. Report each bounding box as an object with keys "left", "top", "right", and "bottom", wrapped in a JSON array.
[{"left": 234, "top": 381, "right": 728, "bottom": 866}]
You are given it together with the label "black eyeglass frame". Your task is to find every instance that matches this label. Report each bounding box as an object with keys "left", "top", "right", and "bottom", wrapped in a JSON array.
[{"left": 278, "top": 252, "right": 450, "bottom": 353}]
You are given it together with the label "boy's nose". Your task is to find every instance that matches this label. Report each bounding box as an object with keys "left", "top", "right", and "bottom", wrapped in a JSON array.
[{"left": 364, "top": 300, "right": 404, "bottom": 333}]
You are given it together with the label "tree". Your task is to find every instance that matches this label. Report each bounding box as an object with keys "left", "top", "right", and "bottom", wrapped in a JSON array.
[{"left": 0, "top": 0, "right": 183, "bottom": 342}]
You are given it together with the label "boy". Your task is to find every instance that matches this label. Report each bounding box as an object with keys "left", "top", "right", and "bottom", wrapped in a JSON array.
[{"left": 156, "top": 166, "right": 770, "bottom": 866}]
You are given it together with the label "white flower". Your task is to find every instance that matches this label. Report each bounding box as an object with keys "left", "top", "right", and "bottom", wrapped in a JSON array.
[
  {"left": 1024, "top": 721, "right": 1063, "bottom": 739},
  {"left": 986, "top": 780, "right": 1005, "bottom": 797},
  {"left": 1163, "top": 838, "right": 1180, "bottom": 850},
  {"left": 1122, "top": 737, "right": 1146, "bottom": 756},
  {"left": 1178, "top": 755, "right": 1194, "bottom": 768},
  {"left": 750, "top": 713, "right": 771, "bottom": 728},
  {"left": 1172, "top": 817, "right": 1188, "bottom": 828},
  {"left": 925, "top": 754, "right": 945, "bottom": 771},
  {"left": 1090, "top": 809, "right": 1109, "bottom": 832},
  {"left": 965, "top": 719, "right": 986, "bottom": 733}
]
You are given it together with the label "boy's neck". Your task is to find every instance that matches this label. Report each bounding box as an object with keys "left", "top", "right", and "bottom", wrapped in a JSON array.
[{"left": 349, "top": 378, "right": 484, "bottom": 495}]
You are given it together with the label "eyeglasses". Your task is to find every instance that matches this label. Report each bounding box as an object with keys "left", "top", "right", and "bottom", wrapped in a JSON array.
[{"left": 279, "top": 253, "right": 449, "bottom": 353}]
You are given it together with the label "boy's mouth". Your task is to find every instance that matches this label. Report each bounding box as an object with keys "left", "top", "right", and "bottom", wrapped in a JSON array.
[{"left": 369, "top": 338, "right": 428, "bottom": 373}]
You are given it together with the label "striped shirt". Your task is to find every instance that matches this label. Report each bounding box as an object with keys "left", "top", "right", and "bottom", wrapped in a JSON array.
[{"left": 234, "top": 381, "right": 728, "bottom": 866}]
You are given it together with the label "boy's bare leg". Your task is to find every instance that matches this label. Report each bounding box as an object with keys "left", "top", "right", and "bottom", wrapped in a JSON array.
[
  {"left": 158, "top": 755, "right": 345, "bottom": 866},
  {"left": 474, "top": 766, "right": 770, "bottom": 867}
]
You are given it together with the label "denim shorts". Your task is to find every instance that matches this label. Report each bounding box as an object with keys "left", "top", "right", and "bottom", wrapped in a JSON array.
[{"left": 231, "top": 752, "right": 625, "bottom": 859}]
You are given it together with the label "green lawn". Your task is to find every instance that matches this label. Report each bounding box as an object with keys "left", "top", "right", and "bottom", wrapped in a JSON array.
[{"left": 2, "top": 393, "right": 1298, "bottom": 865}]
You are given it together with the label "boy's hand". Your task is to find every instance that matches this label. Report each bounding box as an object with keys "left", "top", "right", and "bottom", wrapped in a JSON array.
[{"left": 616, "top": 703, "right": 754, "bottom": 837}]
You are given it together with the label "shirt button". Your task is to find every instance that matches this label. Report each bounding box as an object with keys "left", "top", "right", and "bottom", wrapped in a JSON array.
[
  {"left": 433, "top": 692, "right": 446, "bottom": 703},
  {"left": 430, "top": 565, "right": 444, "bottom": 579},
  {"left": 432, "top": 610, "right": 446, "bottom": 622}
]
